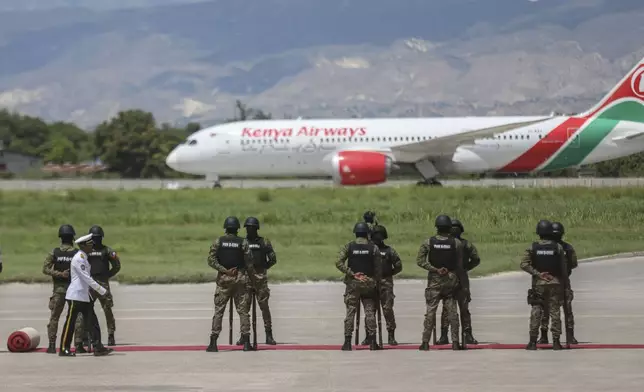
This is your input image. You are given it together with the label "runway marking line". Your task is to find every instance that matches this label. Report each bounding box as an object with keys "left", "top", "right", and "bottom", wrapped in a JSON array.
[{"left": 29, "top": 343, "right": 644, "bottom": 353}]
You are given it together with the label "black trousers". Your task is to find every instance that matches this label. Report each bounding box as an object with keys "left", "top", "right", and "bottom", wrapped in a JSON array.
[{"left": 60, "top": 298, "right": 102, "bottom": 351}]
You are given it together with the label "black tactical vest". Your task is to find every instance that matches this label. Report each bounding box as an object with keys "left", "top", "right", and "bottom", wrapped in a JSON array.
[
  {"left": 347, "top": 242, "right": 375, "bottom": 277},
  {"left": 87, "top": 247, "right": 109, "bottom": 278},
  {"left": 428, "top": 236, "right": 457, "bottom": 271},
  {"left": 561, "top": 241, "right": 574, "bottom": 274},
  {"left": 216, "top": 235, "right": 245, "bottom": 269},
  {"left": 247, "top": 237, "right": 267, "bottom": 269},
  {"left": 378, "top": 246, "right": 394, "bottom": 277},
  {"left": 531, "top": 241, "right": 562, "bottom": 277},
  {"left": 461, "top": 238, "right": 472, "bottom": 265},
  {"left": 52, "top": 247, "right": 78, "bottom": 284}
]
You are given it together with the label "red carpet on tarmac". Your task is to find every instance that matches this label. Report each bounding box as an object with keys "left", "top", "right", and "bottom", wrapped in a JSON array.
[{"left": 32, "top": 343, "right": 644, "bottom": 353}]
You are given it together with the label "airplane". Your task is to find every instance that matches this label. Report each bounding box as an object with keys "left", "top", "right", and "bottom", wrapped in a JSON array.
[{"left": 165, "top": 56, "right": 644, "bottom": 188}]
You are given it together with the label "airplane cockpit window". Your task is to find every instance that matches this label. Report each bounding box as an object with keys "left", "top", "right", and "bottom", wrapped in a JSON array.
[{"left": 188, "top": 139, "right": 197, "bottom": 145}]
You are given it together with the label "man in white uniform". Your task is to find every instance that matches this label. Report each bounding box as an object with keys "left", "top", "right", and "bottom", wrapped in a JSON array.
[{"left": 59, "top": 234, "right": 113, "bottom": 357}]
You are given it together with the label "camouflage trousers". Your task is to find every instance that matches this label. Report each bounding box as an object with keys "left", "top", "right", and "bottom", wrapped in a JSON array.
[
  {"left": 47, "top": 285, "right": 69, "bottom": 342},
  {"left": 421, "top": 273, "right": 460, "bottom": 343},
  {"left": 211, "top": 271, "right": 251, "bottom": 337},
  {"left": 440, "top": 287, "right": 472, "bottom": 332},
  {"left": 540, "top": 288, "right": 574, "bottom": 331},
  {"left": 529, "top": 284, "right": 564, "bottom": 338},
  {"left": 361, "top": 277, "right": 396, "bottom": 332},
  {"left": 246, "top": 272, "right": 272, "bottom": 329},
  {"left": 343, "top": 282, "right": 377, "bottom": 337},
  {"left": 74, "top": 279, "right": 115, "bottom": 345}
]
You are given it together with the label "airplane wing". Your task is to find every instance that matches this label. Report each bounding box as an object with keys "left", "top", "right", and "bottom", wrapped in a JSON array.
[
  {"left": 612, "top": 131, "right": 644, "bottom": 142},
  {"left": 391, "top": 117, "right": 552, "bottom": 163}
]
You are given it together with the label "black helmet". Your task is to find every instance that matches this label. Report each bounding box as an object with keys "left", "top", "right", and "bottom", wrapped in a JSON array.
[
  {"left": 536, "top": 220, "right": 552, "bottom": 237},
  {"left": 551, "top": 222, "right": 564, "bottom": 236},
  {"left": 244, "top": 217, "right": 260, "bottom": 229},
  {"left": 353, "top": 222, "right": 370, "bottom": 235},
  {"left": 363, "top": 210, "right": 376, "bottom": 223},
  {"left": 435, "top": 214, "right": 452, "bottom": 230},
  {"left": 223, "top": 216, "right": 240, "bottom": 230},
  {"left": 58, "top": 224, "right": 75, "bottom": 238},
  {"left": 89, "top": 225, "right": 104, "bottom": 237},
  {"left": 371, "top": 225, "right": 388, "bottom": 240},
  {"left": 451, "top": 219, "right": 464, "bottom": 233}
]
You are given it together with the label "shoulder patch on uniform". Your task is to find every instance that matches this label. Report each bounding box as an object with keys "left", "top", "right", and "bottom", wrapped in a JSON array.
[
  {"left": 111, "top": 251, "right": 118, "bottom": 258},
  {"left": 80, "top": 253, "right": 85, "bottom": 259}
]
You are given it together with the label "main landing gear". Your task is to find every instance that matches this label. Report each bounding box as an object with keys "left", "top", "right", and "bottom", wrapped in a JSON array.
[
  {"left": 414, "top": 160, "right": 443, "bottom": 187},
  {"left": 207, "top": 174, "right": 222, "bottom": 189}
]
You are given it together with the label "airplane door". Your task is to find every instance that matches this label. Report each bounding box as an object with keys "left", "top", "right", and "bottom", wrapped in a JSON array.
[{"left": 567, "top": 127, "right": 580, "bottom": 148}]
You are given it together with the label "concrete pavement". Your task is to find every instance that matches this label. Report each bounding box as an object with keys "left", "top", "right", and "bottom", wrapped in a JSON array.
[{"left": 0, "top": 256, "right": 643, "bottom": 391}]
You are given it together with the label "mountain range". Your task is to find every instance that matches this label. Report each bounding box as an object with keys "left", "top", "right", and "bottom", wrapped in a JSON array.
[{"left": 0, "top": 0, "right": 643, "bottom": 129}]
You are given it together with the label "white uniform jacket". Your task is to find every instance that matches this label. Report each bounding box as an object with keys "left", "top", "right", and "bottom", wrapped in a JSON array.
[{"left": 65, "top": 250, "right": 107, "bottom": 302}]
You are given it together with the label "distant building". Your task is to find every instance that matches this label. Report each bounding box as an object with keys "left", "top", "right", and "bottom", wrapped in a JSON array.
[{"left": 0, "top": 148, "right": 43, "bottom": 175}]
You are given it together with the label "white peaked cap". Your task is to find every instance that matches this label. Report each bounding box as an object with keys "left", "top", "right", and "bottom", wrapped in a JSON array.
[{"left": 74, "top": 233, "right": 94, "bottom": 244}]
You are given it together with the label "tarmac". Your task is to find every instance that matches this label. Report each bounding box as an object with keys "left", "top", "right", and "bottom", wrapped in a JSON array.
[{"left": 1, "top": 255, "right": 643, "bottom": 391}]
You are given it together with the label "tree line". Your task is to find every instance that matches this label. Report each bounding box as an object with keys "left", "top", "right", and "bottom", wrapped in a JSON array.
[
  {"left": 0, "top": 101, "right": 642, "bottom": 178},
  {"left": 0, "top": 101, "right": 270, "bottom": 179}
]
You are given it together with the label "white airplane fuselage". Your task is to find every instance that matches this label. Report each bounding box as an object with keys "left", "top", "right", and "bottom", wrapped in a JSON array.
[{"left": 165, "top": 116, "right": 644, "bottom": 179}]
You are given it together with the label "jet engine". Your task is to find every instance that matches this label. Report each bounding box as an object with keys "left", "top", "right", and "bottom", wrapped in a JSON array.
[{"left": 325, "top": 150, "right": 394, "bottom": 185}]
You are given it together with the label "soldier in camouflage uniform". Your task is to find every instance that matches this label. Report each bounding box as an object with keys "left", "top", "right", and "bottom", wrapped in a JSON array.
[
  {"left": 74, "top": 225, "right": 121, "bottom": 352},
  {"left": 371, "top": 225, "right": 402, "bottom": 345},
  {"left": 437, "top": 219, "right": 481, "bottom": 345},
  {"left": 538, "top": 221, "right": 578, "bottom": 344},
  {"left": 234, "top": 216, "right": 278, "bottom": 345},
  {"left": 521, "top": 220, "right": 568, "bottom": 350},
  {"left": 42, "top": 224, "right": 78, "bottom": 353},
  {"left": 206, "top": 216, "right": 256, "bottom": 352},
  {"left": 336, "top": 222, "right": 382, "bottom": 351},
  {"left": 416, "top": 214, "right": 468, "bottom": 351}
]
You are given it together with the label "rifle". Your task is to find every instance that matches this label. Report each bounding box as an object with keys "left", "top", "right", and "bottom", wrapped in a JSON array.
[
  {"left": 562, "top": 271, "right": 572, "bottom": 349},
  {"left": 461, "top": 289, "right": 468, "bottom": 350},
  {"left": 251, "top": 289, "right": 257, "bottom": 350},
  {"left": 432, "top": 311, "right": 437, "bottom": 345},
  {"left": 355, "top": 297, "right": 361, "bottom": 346},
  {"left": 228, "top": 296, "right": 233, "bottom": 345},
  {"left": 376, "top": 284, "right": 383, "bottom": 348}
]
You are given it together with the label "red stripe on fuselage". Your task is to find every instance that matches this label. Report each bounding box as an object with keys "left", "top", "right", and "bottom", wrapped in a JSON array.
[{"left": 498, "top": 117, "right": 586, "bottom": 173}]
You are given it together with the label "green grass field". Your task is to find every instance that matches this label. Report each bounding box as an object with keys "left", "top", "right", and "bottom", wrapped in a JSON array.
[{"left": 1, "top": 187, "right": 643, "bottom": 284}]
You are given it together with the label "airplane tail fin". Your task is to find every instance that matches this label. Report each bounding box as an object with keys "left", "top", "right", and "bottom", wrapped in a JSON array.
[{"left": 579, "top": 56, "right": 644, "bottom": 119}]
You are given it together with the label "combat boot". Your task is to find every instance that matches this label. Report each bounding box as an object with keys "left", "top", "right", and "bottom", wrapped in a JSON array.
[
  {"left": 437, "top": 328, "right": 449, "bottom": 345},
  {"left": 75, "top": 343, "right": 88, "bottom": 354},
  {"left": 242, "top": 334, "right": 253, "bottom": 351},
  {"left": 206, "top": 335, "right": 218, "bottom": 352},
  {"left": 265, "top": 329, "right": 276, "bottom": 345},
  {"left": 387, "top": 330, "right": 398, "bottom": 346},
  {"left": 93, "top": 344, "right": 114, "bottom": 356},
  {"left": 452, "top": 341, "right": 462, "bottom": 351},
  {"left": 567, "top": 328, "right": 578, "bottom": 345},
  {"left": 341, "top": 335, "right": 352, "bottom": 351},
  {"left": 464, "top": 330, "right": 478, "bottom": 345},
  {"left": 419, "top": 341, "right": 430, "bottom": 351},
  {"left": 108, "top": 334, "right": 116, "bottom": 346},
  {"left": 58, "top": 349, "right": 75, "bottom": 357},
  {"left": 526, "top": 336, "right": 537, "bottom": 350},
  {"left": 368, "top": 335, "right": 379, "bottom": 351},
  {"left": 552, "top": 337, "right": 563, "bottom": 350},
  {"left": 47, "top": 340, "right": 56, "bottom": 354},
  {"left": 538, "top": 329, "right": 549, "bottom": 344}
]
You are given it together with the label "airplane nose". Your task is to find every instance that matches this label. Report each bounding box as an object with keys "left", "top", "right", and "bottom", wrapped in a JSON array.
[{"left": 166, "top": 150, "right": 179, "bottom": 170}]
